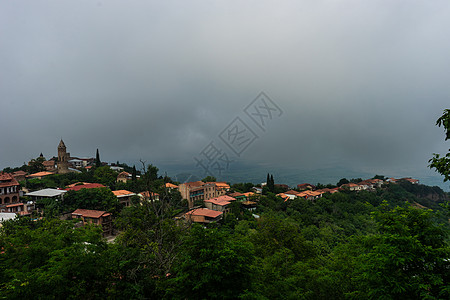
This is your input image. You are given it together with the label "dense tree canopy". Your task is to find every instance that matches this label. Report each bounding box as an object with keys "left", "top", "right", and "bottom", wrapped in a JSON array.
[
  {"left": 429, "top": 108, "right": 450, "bottom": 181},
  {"left": 0, "top": 218, "right": 109, "bottom": 299}
]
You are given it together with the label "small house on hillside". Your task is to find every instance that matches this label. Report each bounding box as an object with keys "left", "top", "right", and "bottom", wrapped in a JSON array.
[
  {"left": 297, "top": 183, "right": 316, "bottom": 191},
  {"left": 184, "top": 208, "right": 223, "bottom": 224},
  {"left": 72, "top": 209, "right": 112, "bottom": 236},
  {"left": 117, "top": 172, "right": 132, "bottom": 183},
  {"left": 112, "top": 190, "right": 136, "bottom": 207}
]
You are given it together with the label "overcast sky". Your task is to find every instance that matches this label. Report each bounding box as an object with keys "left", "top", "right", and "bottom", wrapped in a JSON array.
[{"left": 1, "top": 1, "right": 449, "bottom": 182}]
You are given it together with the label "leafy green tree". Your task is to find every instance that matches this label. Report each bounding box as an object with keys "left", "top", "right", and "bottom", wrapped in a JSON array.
[
  {"left": 168, "top": 225, "right": 254, "bottom": 299},
  {"left": 143, "top": 164, "right": 159, "bottom": 182},
  {"left": 349, "top": 178, "right": 362, "bottom": 184},
  {"left": 347, "top": 204, "right": 450, "bottom": 299},
  {"left": 63, "top": 187, "right": 120, "bottom": 213},
  {"left": 35, "top": 197, "right": 62, "bottom": 217},
  {"left": 27, "top": 156, "right": 46, "bottom": 173},
  {"left": 337, "top": 178, "right": 349, "bottom": 186},
  {"left": 0, "top": 218, "right": 109, "bottom": 298},
  {"left": 250, "top": 213, "right": 315, "bottom": 261},
  {"left": 112, "top": 188, "right": 189, "bottom": 298},
  {"left": 429, "top": 108, "right": 450, "bottom": 181},
  {"left": 93, "top": 165, "right": 117, "bottom": 188},
  {"left": 231, "top": 182, "right": 254, "bottom": 193},
  {"left": 202, "top": 175, "right": 216, "bottom": 182}
]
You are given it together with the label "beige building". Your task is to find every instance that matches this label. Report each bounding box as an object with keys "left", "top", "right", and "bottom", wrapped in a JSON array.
[
  {"left": 179, "top": 181, "right": 229, "bottom": 209},
  {"left": 117, "top": 171, "right": 132, "bottom": 183}
]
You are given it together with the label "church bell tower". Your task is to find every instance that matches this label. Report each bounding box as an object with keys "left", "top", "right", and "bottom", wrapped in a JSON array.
[{"left": 57, "top": 139, "right": 70, "bottom": 174}]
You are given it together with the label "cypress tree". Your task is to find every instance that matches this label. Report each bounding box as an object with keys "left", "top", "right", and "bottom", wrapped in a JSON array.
[
  {"left": 95, "top": 149, "right": 101, "bottom": 168},
  {"left": 132, "top": 165, "right": 137, "bottom": 181},
  {"left": 270, "top": 174, "right": 274, "bottom": 192}
]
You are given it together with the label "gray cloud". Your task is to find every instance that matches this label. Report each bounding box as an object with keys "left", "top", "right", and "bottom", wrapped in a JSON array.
[{"left": 1, "top": 1, "right": 449, "bottom": 184}]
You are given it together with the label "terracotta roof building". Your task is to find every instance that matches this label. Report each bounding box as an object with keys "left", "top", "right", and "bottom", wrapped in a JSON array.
[
  {"left": 179, "top": 181, "right": 227, "bottom": 209},
  {"left": 184, "top": 208, "right": 223, "bottom": 224},
  {"left": 0, "top": 172, "right": 21, "bottom": 213},
  {"left": 401, "top": 177, "right": 419, "bottom": 184},
  {"left": 12, "top": 171, "right": 27, "bottom": 182},
  {"left": 65, "top": 183, "right": 106, "bottom": 191},
  {"left": 340, "top": 183, "right": 361, "bottom": 191},
  {"left": 297, "top": 183, "right": 316, "bottom": 191},
  {"left": 43, "top": 160, "right": 56, "bottom": 171},
  {"left": 27, "top": 171, "right": 54, "bottom": 179},
  {"left": 116, "top": 171, "right": 132, "bottom": 183},
  {"left": 165, "top": 182, "right": 179, "bottom": 189},
  {"left": 112, "top": 190, "right": 136, "bottom": 207},
  {"left": 138, "top": 191, "right": 160, "bottom": 202},
  {"left": 72, "top": 209, "right": 112, "bottom": 236},
  {"left": 276, "top": 193, "right": 291, "bottom": 202}
]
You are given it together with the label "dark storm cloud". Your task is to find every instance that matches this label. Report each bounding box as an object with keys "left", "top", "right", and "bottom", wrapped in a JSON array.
[{"left": 1, "top": 1, "right": 449, "bottom": 181}]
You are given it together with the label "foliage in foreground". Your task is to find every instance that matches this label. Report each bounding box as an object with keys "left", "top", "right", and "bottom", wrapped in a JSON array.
[{"left": 1, "top": 186, "right": 449, "bottom": 299}]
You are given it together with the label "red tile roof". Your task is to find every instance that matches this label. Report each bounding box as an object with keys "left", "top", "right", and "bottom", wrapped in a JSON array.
[
  {"left": 276, "top": 193, "right": 290, "bottom": 202},
  {"left": 184, "top": 181, "right": 204, "bottom": 187},
  {"left": 112, "top": 190, "right": 135, "bottom": 197},
  {"left": 43, "top": 160, "right": 55, "bottom": 167},
  {"left": 285, "top": 190, "right": 300, "bottom": 195},
  {"left": 66, "top": 182, "right": 89, "bottom": 188},
  {"left": 228, "top": 192, "right": 244, "bottom": 197},
  {"left": 72, "top": 209, "right": 110, "bottom": 219},
  {"left": 117, "top": 171, "right": 131, "bottom": 178},
  {"left": 204, "top": 198, "right": 231, "bottom": 206},
  {"left": 6, "top": 203, "right": 24, "bottom": 208},
  {"left": 209, "top": 182, "right": 230, "bottom": 189},
  {"left": 27, "top": 171, "right": 54, "bottom": 178},
  {"left": 316, "top": 188, "right": 339, "bottom": 194},
  {"left": 401, "top": 178, "right": 419, "bottom": 183},
  {"left": 297, "top": 183, "right": 315, "bottom": 189},
  {"left": 12, "top": 171, "right": 27, "bottom": 176},
  {"left": 65, "top": 183, "right": 106, "bottom": 191},
  {"left": 165, "top": 183, "right": 178, "bottom": 189},
  {"left": 0, "top": 172, "right": 15, "bottom": 181},
  {"left": 0, "top": 172, "right": 19, "bottom": 188},
  {"left": 185, "top": 208, "right": 223, "bottom": 218},
  {"left": 214, "top": 195, "right": 236, "bottom": 202}
]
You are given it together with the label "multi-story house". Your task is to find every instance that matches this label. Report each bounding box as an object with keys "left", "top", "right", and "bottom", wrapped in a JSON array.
[
  {"left": 184, "top": 208, "right": 223, "bottom": 224},
  {"left": 204, "top": 195, "right": 236, "bottom": 213},
  {"left": 116, "top": 171, "right": 132, "bottom": 183},
  {"left": 72, "top": 209, "right": 113, "bottom": 236},
  {"left": 0, "top": 172, "right": 21, "bottom": 213},
  {"left": 112, "top": 190, "right": 137, "bottom": 207},
  {"left": 179, "top": 181, "right": 229, "bottom": 209}
]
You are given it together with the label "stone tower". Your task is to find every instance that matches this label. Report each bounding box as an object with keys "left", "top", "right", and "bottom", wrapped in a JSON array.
[{"left": 57, "top": 139, "right": 70, "bottom": 174}]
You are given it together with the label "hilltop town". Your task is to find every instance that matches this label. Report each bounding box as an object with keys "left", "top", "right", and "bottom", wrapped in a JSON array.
[
  {"left": 1, "top": 139, "right": 425, "bottom": 230},
  {"left": 1, "top": 139, "right": 449, "bottom": 299}
]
